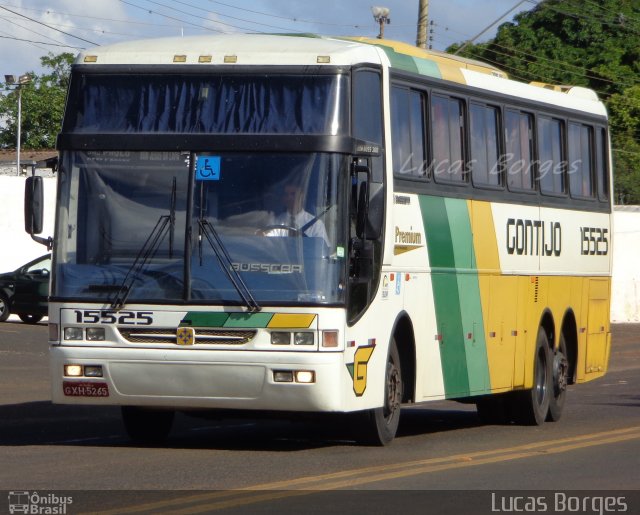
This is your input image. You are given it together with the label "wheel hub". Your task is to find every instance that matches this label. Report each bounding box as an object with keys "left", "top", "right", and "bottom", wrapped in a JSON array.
[{"left": 553, "top": 351, "right": 568, "bottom": 395}]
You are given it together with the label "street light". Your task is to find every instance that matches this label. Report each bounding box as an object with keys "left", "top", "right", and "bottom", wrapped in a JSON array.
[
  {"left": 371, "top": 6, "right": 391, "bottom": 39},
  {"left": 4, "top": 73, "right": 32, "bottom": 175}
]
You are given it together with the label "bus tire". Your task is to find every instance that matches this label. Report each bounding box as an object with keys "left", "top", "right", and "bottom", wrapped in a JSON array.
[
  {"left": 121, "top": 406, "right": 174, "bottom": 445},
  {"left": 513, "top": 328, "right": 553, "bottom": 425},
  {"left": 356, "top": 340, "right": 403, "bottom": 446},
  {"left": 547, "top": 332, "right": 569, "bottom": 422}
]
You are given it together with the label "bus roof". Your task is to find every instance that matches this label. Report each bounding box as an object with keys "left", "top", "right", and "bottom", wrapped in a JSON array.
[{"left": 76, "top": 33, "right": 606, "bottom": 117}]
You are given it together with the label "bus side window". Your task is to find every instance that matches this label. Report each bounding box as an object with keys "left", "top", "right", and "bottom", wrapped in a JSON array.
[
  {"left": 568, "top": 122, "right": 595, "bottom": 199},
  {"left": 431, "top": 94, "right": 466, "bottom": 183},
  {"left": 352, "top": 69, "right": 383, "bottom": 182},
  {"left": 505, "top": 109, "right": 535, "bottom": 191},
  {"left": 538, "top": 116, "right": 565, "bottom": 196},
  {"left": 596, "top": 127, "right": 609, "bottom": 201},
  {"left": 469, "top": 103, "right": 501, "bottom": 187},
  {"left": 391, "top": 85, "right": 427, "bottom": 179}
]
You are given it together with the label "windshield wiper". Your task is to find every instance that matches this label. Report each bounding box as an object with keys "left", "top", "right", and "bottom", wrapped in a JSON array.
[
  {"left": 111, "top": 177, "right": 178, "bottom": 309},
  {"left": 198, "top": 218, "right": 261, "bottom": 312},
  {"left": 111, "top": 214, "right": 171, "bottom": 309}
]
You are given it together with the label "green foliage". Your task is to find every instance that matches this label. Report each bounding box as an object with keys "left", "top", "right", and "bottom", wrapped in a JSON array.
[
  {"left": 448, "top": 0, "right": 640, "bottom": 203},
  {"left": 1, "top": 52, "right": 74, "bottom": 149}
]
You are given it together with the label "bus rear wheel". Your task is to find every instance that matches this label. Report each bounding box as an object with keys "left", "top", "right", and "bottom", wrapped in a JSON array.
[
  {"left": 355, "top": 340, "right": 403, "bottom": 446},
  {"left": 121, "top": 406, "right": 174, "bottom": 445},
  {"left": 547, "top": 333, "right": 569, "bottom": 422},
  {"left": 513, "top": 328, "right": 553, "bottom": 425}
]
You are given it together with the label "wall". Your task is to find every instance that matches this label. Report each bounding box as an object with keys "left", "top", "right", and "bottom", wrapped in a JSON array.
[
  {"left": 0, "top": 176, "right": 637, "bottom": 322},
  {"left": 611, "top": 207, "right": 640, "bottom": 322},
  {"left": 0, "top": 176, "right": 56, "bottom": 271}
]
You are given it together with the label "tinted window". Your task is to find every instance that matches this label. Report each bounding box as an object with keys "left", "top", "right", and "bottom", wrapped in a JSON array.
[
  {"left": 538, "top": 117, "right": 565, "bottom": 195},
  {"left": 353, "top": 70, "right": 382, "bottom": 144},
  {"left": 431, "top": 94, "right": 465, "bottom": 183},
  {"left": 568, "top": 122, "right": 594, "bottom": 198},
  {"left": 596, "top": 128, "right": 609, "bottom": 200},
  {"left": 391, "top": 86, "right": 427, "bottom": 178},
  {"left": 469, "top": 103, "right": 501, "bottom": 187},
  {"left": 64, "top": 73, "right": 348, "bottom": 135},
  {"left": 505, "top": 109, "right": 534, "bottom": 191}
]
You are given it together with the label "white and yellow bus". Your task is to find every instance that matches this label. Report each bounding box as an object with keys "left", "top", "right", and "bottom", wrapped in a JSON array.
[{"left": 29, "top": 34, "right": 612, "bottom": 445}]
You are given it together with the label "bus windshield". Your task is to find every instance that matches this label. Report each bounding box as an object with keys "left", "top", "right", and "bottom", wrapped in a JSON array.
[
  {"left": 53, "top": 151, "right": 348, "bottom": 306},
  {"left": 63, "top": 73, "right": 347, "bottom": 135}
]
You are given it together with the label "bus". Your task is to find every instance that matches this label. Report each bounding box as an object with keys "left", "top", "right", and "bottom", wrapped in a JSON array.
[{"left": 25, "top": 34, "right": 612, "bottom": 445}]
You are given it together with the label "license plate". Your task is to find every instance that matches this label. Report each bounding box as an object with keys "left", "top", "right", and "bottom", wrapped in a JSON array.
[{"left": 63, "top": 381, "right": 109, "bottom": 397}]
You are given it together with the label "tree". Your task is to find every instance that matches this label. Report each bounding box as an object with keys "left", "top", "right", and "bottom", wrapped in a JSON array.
[
  {"left": 447, "top": 0, "right": 640, "bottom": 202},
  {"left": 608, "top": 85, "right": 640, "bottom": 203},
  {"left": 0, "top": 52, "right": 74, "bottom": 149}
]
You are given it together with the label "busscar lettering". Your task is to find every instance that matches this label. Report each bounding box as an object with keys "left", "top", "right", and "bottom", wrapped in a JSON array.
[
  {"left": 506, "top": 218, "right": 561, "bottom": 257},
  {"left": 232, "top": 263, "right": 303, "bottom": 274}
]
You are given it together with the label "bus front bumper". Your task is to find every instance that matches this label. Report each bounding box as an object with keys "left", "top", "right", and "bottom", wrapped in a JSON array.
[{"left": 50, "top": 345, "right": 346, "bottom": 412}]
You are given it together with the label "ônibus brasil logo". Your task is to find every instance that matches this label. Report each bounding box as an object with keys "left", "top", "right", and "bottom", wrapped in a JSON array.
[{"left": 8, "top": 491, "right": 73, "bottom": 514}]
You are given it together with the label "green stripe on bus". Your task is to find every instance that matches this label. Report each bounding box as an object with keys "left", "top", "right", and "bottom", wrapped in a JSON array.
[
  {"left": 444, "top": 198, "right": 491, "bottom": 394},
  {"left": 180, "top": 312, "right": 230, "bottom": 327},
  {"left": 223, "top": 312, "right": 274, "bottom": 328},
  {"left": 180, "top": 312, "right": 275, "bottom": 328},
  {"left": 419, "top": 195, "right": 469, "bottom": 396},
  {"left": 419, "top": 196, "right": 491, "bottom": 397}
]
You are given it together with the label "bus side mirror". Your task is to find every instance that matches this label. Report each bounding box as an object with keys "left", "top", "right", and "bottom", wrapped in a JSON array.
[
  {"left": 352, "top": 158, "right": 384, "bottom": 241},
  {"left": 25, "top": 176, "right": 44, "bottom": 235},
  {"left": 365, "top": 182, "right": 384, "bottom": 240}
]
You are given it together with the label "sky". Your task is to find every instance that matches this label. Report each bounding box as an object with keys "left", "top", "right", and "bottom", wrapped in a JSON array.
[{"left": 0, "top": 0, "right": 534, "bottom": 76}]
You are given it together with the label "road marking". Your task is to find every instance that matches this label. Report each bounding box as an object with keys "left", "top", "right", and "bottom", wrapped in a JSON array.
[{"left": 87, "top": 425, "right": 640, "bottom": 515}]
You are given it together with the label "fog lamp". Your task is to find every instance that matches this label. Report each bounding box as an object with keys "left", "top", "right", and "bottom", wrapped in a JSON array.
[
  {"left": 295, "top": 370, "right": 315, "bottom": 384},
  {"left": 64, "top": 327, "right": 83, "bottom": 340},
  {"left": 64, "top": 364, "right": 83, "bottom": 377},
  {"left": 83, "top": 365, "right": 103, "bottom": 377},
  {"left": 273, "top": 370, "right": 294, "bottom": 382}
]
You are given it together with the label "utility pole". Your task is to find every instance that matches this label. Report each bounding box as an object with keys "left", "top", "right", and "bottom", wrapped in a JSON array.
[{"left": 416, "top": 0, "right": 429, "bottom": 48}]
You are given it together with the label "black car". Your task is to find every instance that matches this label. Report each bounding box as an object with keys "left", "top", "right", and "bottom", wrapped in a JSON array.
[{"left": 0, "top": 254, "right": 51, "bottom": 324}]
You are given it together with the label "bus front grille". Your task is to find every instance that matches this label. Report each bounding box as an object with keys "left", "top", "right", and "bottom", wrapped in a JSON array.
[{"left": 118, "top": 328, "right": 256, "bottom": 345}]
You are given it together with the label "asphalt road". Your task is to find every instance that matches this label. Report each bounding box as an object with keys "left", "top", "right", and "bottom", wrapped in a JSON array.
[{"left": 0, "top": 321, "right": 638, "bottom": 514}]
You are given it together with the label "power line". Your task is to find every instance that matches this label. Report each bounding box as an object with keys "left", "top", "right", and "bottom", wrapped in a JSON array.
[
  {"left": 206, "top": 0, "right": 364, "bottom": 28},
  {"left": 0, "top": 4, "right": 98, "bottom": 45},
  {"left": 0, "top": 33, "right": 83, "bottom": 49},
  {"left": 0, "top": 14, "right": 75, "bottom": 48},
  {"left": 119, "top": 0, "right": 224, "bottom": 34},
  {"left": 163, "top": 0, "right": 295, "bottom": 32}
]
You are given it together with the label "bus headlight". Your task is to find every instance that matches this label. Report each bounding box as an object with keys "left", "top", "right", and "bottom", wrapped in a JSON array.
[
  {"left": 64, "top": 327, "right": 83, "bottom": 340},
  {"left": 86, "top": 328, "right": 105, "bottom": 341},
  {"left": 271, "top": 332, "right": 291, "bottom": 345},
  {"left": 294, "top": 332, "right": 314, "bottom": 346}
]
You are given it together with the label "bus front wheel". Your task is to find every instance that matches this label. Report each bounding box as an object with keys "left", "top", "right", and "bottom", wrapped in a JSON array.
[
  {"left": 355, "top": 340, "right": 403, "bottom": 446},
  {"left": 121, "top": 406, "right": 175, "bottom": 445}
]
